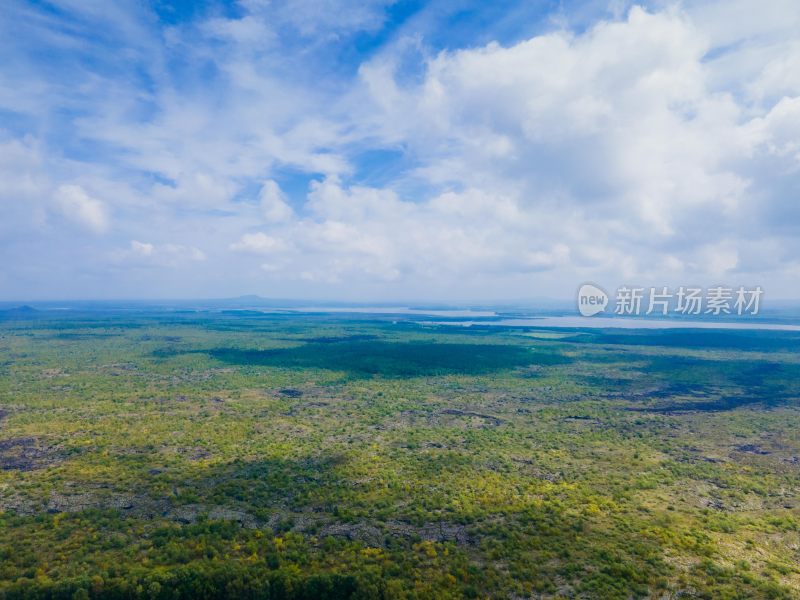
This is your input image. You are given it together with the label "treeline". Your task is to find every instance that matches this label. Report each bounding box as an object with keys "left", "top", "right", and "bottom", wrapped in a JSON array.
[{"left": 2, "top": 565, "right": 377, "bottom": 600}]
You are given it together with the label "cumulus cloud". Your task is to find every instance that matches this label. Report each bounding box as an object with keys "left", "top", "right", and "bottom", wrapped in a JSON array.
[
  {"left": 229, "top": 177, "right": 573, "bottom": 283},
  {"left": 349, "top": 4, "right": 800, "bottom": 288},
  {"left": 259, "top": 180, "right": 294, "bottom": 223},
  {"left": 53, "top": 184, "right": 110, "bottom": 234},
  {"left": 117, "top": 240, "right": 205, "bottom": 266},
  {"left": 230, "top": 232, "right": 288, "bottom": 254},
  {"left": 750, "top": 97, "right": 800, "bottom": 165},
  {"left": 363, "top": 7, "right": 746, "bottom": 227},
  {"left": 130, "top": 240, "right": 155, "bottom": 257}
]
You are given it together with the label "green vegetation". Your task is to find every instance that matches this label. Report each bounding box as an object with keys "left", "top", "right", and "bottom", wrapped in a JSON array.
[{"left": 0, "top": 311, "right": 799, "bottom": 598}]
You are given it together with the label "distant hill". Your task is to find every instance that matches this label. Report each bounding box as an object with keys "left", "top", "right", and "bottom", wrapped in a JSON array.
[{"left": 0, "top": 305, "right": 40, "bottom": 320}]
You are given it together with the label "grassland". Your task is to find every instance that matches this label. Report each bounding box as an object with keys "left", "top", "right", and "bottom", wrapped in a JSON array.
[{"left": 0, "top": 310, "right": 798, "bottom": 599}]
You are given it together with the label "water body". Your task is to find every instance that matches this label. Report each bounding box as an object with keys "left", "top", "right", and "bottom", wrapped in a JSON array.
[{"left": 428, "top": 316, "right": 800, "bottom": 331}]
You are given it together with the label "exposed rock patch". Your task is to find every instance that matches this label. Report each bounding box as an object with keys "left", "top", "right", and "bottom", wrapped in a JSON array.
[{"left": 0, "top": 437, "right": 65, "bottom": 471}]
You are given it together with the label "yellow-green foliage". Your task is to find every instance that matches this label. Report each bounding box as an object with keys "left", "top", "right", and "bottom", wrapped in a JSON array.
[{"left": 0, "top": 312, "right": 798, "bottom": 599}]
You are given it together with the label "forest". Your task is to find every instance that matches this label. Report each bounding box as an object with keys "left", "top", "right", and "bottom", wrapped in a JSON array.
[{"left": 0, "top": 309, "right": 798, "bottom": 599}]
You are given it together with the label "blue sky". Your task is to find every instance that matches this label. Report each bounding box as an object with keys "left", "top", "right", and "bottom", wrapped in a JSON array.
[{"left": 1, "top": 0, "right": 799, "bottom": 301}]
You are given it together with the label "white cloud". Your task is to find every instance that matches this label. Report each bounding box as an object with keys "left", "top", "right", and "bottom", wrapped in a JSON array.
[
  {"left": 2, "top": 1, "right": 800, "bottom": 299},
  {"left": 0, "top": 136, "right": 50, "bottom": 236},
  {"left": 749, "top": 96, "right": 800, "bottom": 166},
  {"left": 130, "top": 240, "right": 154, "bottom": 256},
  {"left": 230, "top": 232, "right": 288, "bottom": 254},
  {"left": 259, "top": 180, "right": 294, "bottom": 223},
  {"left": 349, "top": 4, "right": 800, "bottom": 289},
  {"left": 53, "top": 184, "right": 110, "bottom": 233},
  {"left": 243, "top": 0, "right": 394, "bottom": 37},
  {"left": 117, "top": 240, "right": 205, "bottom": 266},
  {"left": 228, "top": 178, "right": 574, "bottom": 284}
]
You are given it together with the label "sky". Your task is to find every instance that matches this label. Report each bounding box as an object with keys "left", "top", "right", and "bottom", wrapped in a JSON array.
[{"left": 1, "top": 0, "right": 799, "bottom": 302}]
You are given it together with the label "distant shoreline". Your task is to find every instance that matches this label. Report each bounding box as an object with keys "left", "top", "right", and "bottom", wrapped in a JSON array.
[{"left": 427, "top": 316, "right": 800, "bottom": 332}]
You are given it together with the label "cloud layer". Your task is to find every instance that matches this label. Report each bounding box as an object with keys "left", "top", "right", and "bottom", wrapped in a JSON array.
[{"left": 1, "top": 0, "right": 799, "bottom": 300}]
